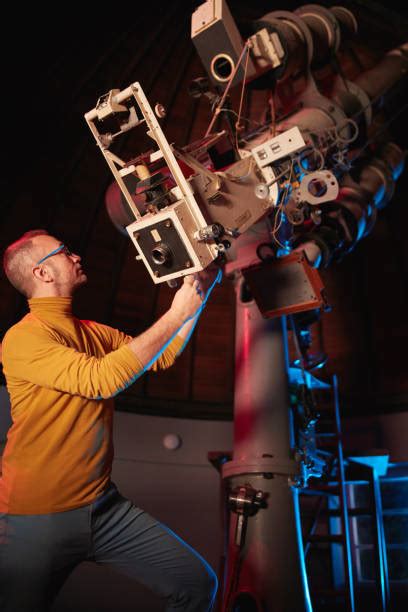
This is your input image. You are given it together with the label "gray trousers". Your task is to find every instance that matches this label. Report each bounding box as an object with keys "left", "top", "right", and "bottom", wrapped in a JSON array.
[{"left": 0, "top": 484, "right": 218, "bottom": 612}]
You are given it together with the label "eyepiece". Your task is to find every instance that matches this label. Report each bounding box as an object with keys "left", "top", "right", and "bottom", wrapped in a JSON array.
[{"left": 211, "top": 53, "right": 235, "bottom": 82}]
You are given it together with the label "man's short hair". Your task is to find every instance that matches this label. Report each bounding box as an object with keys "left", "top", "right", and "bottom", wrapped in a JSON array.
[{"left": 3, "top": 230, "right": 50, "bottom": 297}]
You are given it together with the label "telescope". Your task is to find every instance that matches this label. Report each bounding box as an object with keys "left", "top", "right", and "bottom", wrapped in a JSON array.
[
  {"left": 85, "top": 0, "right": 406, "bottom": 297},
  {"left": 84, "top": 3, "right": 407, "bottom": 608}
]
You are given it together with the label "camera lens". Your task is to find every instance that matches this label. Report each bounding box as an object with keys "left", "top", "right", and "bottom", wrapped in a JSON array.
[{"left": 152, "top": 244, "right": 172, "bottom": 266}]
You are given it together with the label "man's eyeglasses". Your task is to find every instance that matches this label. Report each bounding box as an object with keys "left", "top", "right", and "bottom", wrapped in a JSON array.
[{"left": 36, "top": 244, "right": 74, "bottom": 265}]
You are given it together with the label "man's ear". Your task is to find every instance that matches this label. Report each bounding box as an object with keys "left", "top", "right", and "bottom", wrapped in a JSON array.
[{"left": 32, "top": 265, "right": 53, "bottom": 283}]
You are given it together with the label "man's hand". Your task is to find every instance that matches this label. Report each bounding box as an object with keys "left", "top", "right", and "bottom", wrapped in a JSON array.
[
  {"left": 170, "top": 275, "right": 204, "bottom": 322},
  {"left": 195, "top": 263, "right": 220, "bottom": 295},
  {"left": 127, "top": 268, "right": 220, "bottom": 367},
  {"left": 128, "top": 275, "right": 203, "bottom": 367}
]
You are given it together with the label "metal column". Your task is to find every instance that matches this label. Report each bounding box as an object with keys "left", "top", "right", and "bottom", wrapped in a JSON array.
[{"left": 221, "top": 279, "right": 311, "bottom": 611}]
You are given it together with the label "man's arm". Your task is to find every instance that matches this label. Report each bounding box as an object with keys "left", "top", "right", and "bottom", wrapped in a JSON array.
[
  {"left": 101, "top": 268, "right": 220, "bottom": 370},
  {"left": 2, "top": 276, "right": 204, "bottom": 399},
  {"left": 126, "top": 275, "right": 203, "bottom": 368},
  {"left": 175, "top": 265, "right": 221, "bottom": 345},
  {"left": 146, "top": 265, "right": 222, "bottom": 369}
]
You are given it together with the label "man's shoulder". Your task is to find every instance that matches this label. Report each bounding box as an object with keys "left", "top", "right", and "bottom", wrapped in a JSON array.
[
  {"left": 4, "top": 313, "right": 37, "bottom": 335},
  {"left": 3, "top": 314, "right": 52, "bottom": 346}
]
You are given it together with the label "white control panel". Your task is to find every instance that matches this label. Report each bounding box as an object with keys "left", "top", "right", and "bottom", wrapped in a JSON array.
[{"left": 252, "top": 127, "right": 306, "bottom": 167}]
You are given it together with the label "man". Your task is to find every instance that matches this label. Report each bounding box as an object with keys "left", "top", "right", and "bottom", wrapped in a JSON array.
[{"left": 0, "top": 229, "right": 218, "bottom": 612}]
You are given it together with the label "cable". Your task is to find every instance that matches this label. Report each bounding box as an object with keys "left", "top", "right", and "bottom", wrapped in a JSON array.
[
  {"left": 235, "top": 45, "right": 251, "bottom": 153},
  {"left": 270, "top": 160, "right": 295, "bottom": 249},
  {"left": 224, "top": 156, "right": 255, "bottom": 182},
  {"left": 289, "top": 314, "right": 308, "bottom": 387},
  {"left": 111, "top": 269, "right": 223, "bottom": 396},
  {"left": 143, "top": 268, "right": 223, "bottom": 371},
  {"left": 223, "top": 549, "right": 244, "bottom": 612},
  {"left": 217, "top": 108, "right": 264, "bottom": 128},
  {"left": 205, "top": 41, "right": 251, "bottom": 137},
  {"left": 268, "top": 91, "right": 277, "bottom": 138},
  {"left": 296, "top": 147, "right": 325, "bottom": 172}
]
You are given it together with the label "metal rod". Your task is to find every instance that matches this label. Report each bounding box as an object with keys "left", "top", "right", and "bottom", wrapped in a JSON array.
[{"left": 333, "top": 374, "right": 355, "bottom": 611}]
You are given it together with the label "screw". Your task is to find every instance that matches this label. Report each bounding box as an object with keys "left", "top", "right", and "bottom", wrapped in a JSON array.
[
  {"left": 165, "top": 220, "right": 172, "bottom": 228},
  {"left": 185, "top": 261, "right": 191, "bottom": 268},
  {"left": 154, "top": 270, "right": 160, "bottom": 277}
]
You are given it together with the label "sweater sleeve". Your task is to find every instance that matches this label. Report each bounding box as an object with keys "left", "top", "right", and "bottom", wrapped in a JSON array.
[
  {"left": 148, "top": 335, "right": 184, "bottom": 371},
  {"left": 89, "top": 321, "right": 184, "bottom": 371},
  {"left": 87, "top": 321, "right": 133, "bottom": 351},
  {"left": 2, "top": 323, "right": 144, "bottom": 400}
]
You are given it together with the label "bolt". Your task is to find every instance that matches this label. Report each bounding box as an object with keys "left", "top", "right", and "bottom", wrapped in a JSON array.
[
  {"left": 165, "top": 220, "right": 172, "bottom": 228},
  {"left": 185, "top": 261, "right": 191, "bottom": 268},
  {"left": 154, "top": 270, "right": 160, "bottom": 277},
  {"left": 155, "top": 103, "right": 166, "bottom": 119}
]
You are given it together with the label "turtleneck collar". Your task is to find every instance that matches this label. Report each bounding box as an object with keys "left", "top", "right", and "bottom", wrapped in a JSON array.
[{"left": 28, "top": 297, "right": 73, "bottom": 317}]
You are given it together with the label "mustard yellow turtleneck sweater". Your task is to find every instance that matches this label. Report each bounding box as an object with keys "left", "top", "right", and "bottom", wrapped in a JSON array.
[{"left": 0, "top": 297, "right": 183, "bottom": 514}]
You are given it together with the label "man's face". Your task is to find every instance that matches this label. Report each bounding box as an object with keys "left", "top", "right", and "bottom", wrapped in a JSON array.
[{"left": 33, "top": 235, "right": 87, "bottom": 294}]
